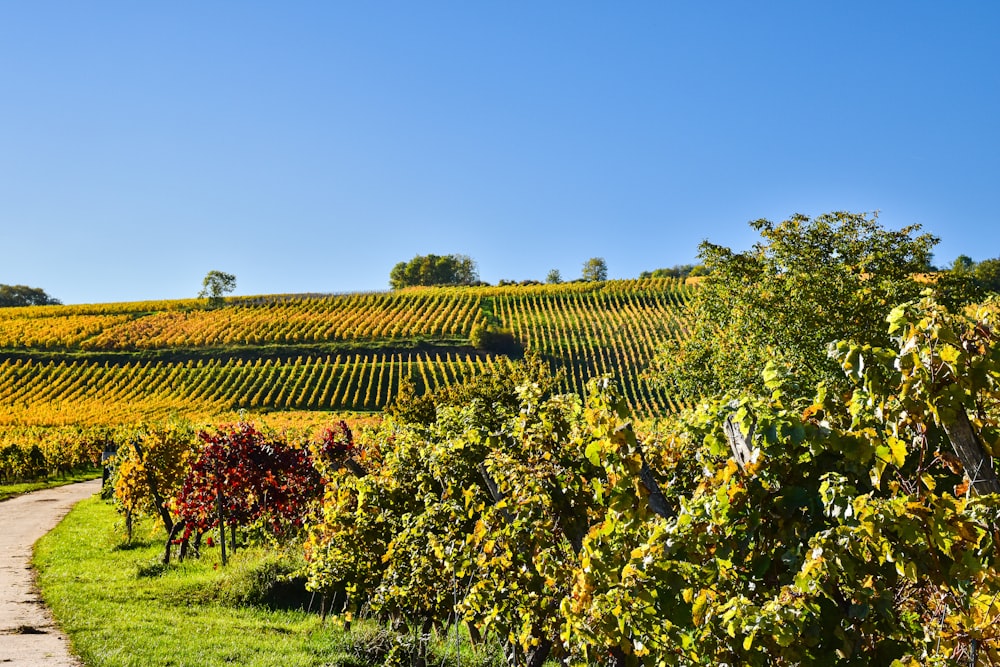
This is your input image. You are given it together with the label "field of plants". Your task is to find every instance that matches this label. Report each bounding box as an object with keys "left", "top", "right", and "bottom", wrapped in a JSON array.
[
  {"left": 35, "top": 291, "right": 1000, "bottom": 666},
  {"left": 0, "top": 278, "right": 692, "bottom": 428},
  {"left": 17, "top": 216, "right": 1000, "bottom": 666}
]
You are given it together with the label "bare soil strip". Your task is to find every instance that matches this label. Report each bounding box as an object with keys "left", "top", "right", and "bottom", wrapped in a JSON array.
[{"left": 0, "top": 479, "right": 102, "bottom": 666}]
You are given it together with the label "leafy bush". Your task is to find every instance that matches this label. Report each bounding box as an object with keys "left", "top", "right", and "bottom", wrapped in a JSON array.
[
  {"left": 389, "top": 254, "right": 478, "bottom": 289},
  {"left": 653, "top": 211, "right": 938, "bottom": 400},
  {"left": 0, "top": 444, "right": 46, "bottom": 482},
  {"left": 173, "top": 422, "right": 323, "bottom": 559},
  {"left": 306, "top": 293, "right": 1000, "bottom": 665},
  {"left": 110, "top": 421, "right": 196, "bottom": 539},
  {"left": 469, "top": 323, "right": 520, "bottom": 354}
]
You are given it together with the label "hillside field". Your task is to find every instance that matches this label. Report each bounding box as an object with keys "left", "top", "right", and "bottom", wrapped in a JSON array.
[{"left": 0, "top": 278, "right": 693, "bottom": 427}]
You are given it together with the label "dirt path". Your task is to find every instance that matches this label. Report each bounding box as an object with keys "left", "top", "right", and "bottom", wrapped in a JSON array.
[{"left": 0, "top": 479, "right": 102, "bottom": 666}]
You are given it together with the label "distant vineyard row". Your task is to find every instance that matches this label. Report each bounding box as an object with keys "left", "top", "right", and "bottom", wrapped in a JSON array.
[
  {"left": 0, "top": 278, "right": 694, "bottom": 424},
  {"left": 0, "top": 292, "right": 485, "bottom": 350},
  {"left": 494, "top": 286, "right": 693, "bottom": 414},
  {"left": 0, "top": 279, "right": 686, "bottom": 350},
  {"left": 0, "top": 352, "right": 503, "bottom": 426}
]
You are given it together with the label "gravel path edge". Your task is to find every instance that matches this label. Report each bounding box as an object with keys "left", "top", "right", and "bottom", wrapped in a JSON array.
[{"left": 0, "top": 478, "right": 103, "bottom": 666}]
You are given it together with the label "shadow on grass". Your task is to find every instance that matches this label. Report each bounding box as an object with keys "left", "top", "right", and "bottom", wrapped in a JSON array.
[{"left": 136, "top": 561, "right": 169, "bottom": 578}]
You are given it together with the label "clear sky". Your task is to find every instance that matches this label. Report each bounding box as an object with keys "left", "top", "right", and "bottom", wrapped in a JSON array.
[{"left": 2, "top": 2, "right": 997, "bottom": 304}]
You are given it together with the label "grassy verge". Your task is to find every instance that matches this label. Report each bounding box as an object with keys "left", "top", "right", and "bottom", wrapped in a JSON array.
[
  {"left": 34, "top": 497, "right": 502, "bottom": 667},
  {"left": 0, "top": 467, "right": 101, "bottom": 502}
]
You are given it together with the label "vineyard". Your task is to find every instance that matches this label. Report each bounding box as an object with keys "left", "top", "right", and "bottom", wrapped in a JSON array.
[
  {"left": 72, "top": 292, "right": 1000, "bottom": 667},
  {"left": 0, "top": 291, "right": 485, "bottom": 350},
  {"left": 23, "top": 216, "right": 1000, "bottom": 665},
  {"left": 490, "top": 282, "right": 693, "bottom": 414},
  {"left": 0, "top": 352, "right": 502, "bottom": 426},
  {"left": 0, "top": 279, "right": 693, "bottom": 427}
]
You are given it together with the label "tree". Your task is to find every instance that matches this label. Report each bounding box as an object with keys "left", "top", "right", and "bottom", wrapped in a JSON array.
[
  {"left": 652, "top": 211, "right": 939, "bottom": 400},
  {"left": 0, "top": 284, "right": 60, "bottom": 307},
  {"left": 545, "top": 268, "right": 562, "bottom": 284},
  {"left": 951, "top": 254, "right": 1000, "bottom": 293},
  {"left": 931, "top": 254, "right": 1000, "bottom": 310},
  {"left": 581, "top": 257, "right": 607, "bottom": 282},
  {"left": 952, "top": 254, "right": 975, "bottom": 273},
  {"left": 639, "top": 264, "right": 700, "bottom": 279},
  {"left": 389, "top": 254, "right": 478, "bottom": 289},
  {"left": 198, "top": 270, "right": 236, "bottom": 308},
  {"left": 975, "top": 257, "right": 1000, "bottom": 292}
]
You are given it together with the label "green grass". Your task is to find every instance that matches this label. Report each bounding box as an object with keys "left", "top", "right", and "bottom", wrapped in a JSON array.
[
  {"left": 0, "top": 467, "right": 101, "bottom": 502},
  {"left": 33, "top": 497, "right": 504, "bottom": 667}
]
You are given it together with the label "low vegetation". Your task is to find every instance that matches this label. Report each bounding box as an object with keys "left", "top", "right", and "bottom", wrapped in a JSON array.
[
  {"left": 0, "top": 467, "right": 100, "bottom": 502},
  {"left": 1, "top": 425, "right": 106, "bottom": 488},
  {"left": 34, "top": 498, "right": 503, "bottom": 667}
]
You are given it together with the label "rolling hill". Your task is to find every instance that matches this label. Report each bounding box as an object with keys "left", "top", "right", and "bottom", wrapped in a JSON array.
[{"left": 0, "top": 278, "right": 693, "bottom": 426}]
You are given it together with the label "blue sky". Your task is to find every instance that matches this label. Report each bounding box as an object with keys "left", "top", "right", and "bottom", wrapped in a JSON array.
[{"left": 2, "top": 2, "right": 997, "bottom": 304}]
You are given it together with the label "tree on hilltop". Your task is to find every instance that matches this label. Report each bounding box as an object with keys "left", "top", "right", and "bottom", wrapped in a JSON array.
[
  {"left": 639, "top": 263, "right": 710, "bottom": 279},
  {"left": 952, "top": 254, "right": 975, "bottom": 273},
  {"left": 581, "top": 257, "right": 607, "bottom": 282},
  {"left": 198, "top": 270, "right": 236, "bottom": 308},
  {"left": 389, "top": 254, "right": 478, "bottom": 289}
]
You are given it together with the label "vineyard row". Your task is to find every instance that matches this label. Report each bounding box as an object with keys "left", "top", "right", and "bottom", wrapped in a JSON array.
[
  {"left": 0, "top": 279, "right": 692, "bottom": 351},
  {"left": 493, "top": 289, "right": 693, "bottom": 414},
  {"left": 0, "top": 292, "right": 486, "bottom": 351},
  {"left": 0, "top": 352, "right": 503, "bottom": 427}
]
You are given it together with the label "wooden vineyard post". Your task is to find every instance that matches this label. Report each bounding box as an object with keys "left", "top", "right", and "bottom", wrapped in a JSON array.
[{"left": 216, "top": 483, "right": 228, "bottom": 566}]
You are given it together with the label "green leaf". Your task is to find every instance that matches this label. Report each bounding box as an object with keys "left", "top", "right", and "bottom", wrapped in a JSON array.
[
  {"left": 762, "top": 362, "right": 782, "bottom": 390},
  {"left": 887, "top": 437, "right": 907, "bottom": 467},
  {"left": 842, "top": 347, "right": 863, "bottom": 382},
  {"left": 939, "top": 344, "right": 961, "bottom": 366},
  {"left": 591, "top": 478, "right": 604, "bottom": 504},
  {"left": 584, "top": 440, "right": 602, "bottom": 466}
]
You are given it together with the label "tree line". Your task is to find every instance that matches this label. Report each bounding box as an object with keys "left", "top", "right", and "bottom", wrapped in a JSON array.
[
  {"left": 389, "top": 254, "right": 611, "bottom": 288},
  {"left": 0, "top": 284, "right": 60, "bottom": 307},
  {"left": 390, "top": 247, "right": 1000, "bottom": 296}
]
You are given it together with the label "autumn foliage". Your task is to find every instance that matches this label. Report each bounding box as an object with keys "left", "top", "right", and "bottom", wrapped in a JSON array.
[{"left": 173, "top": 422, "right": 323, "bottom": 545}]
